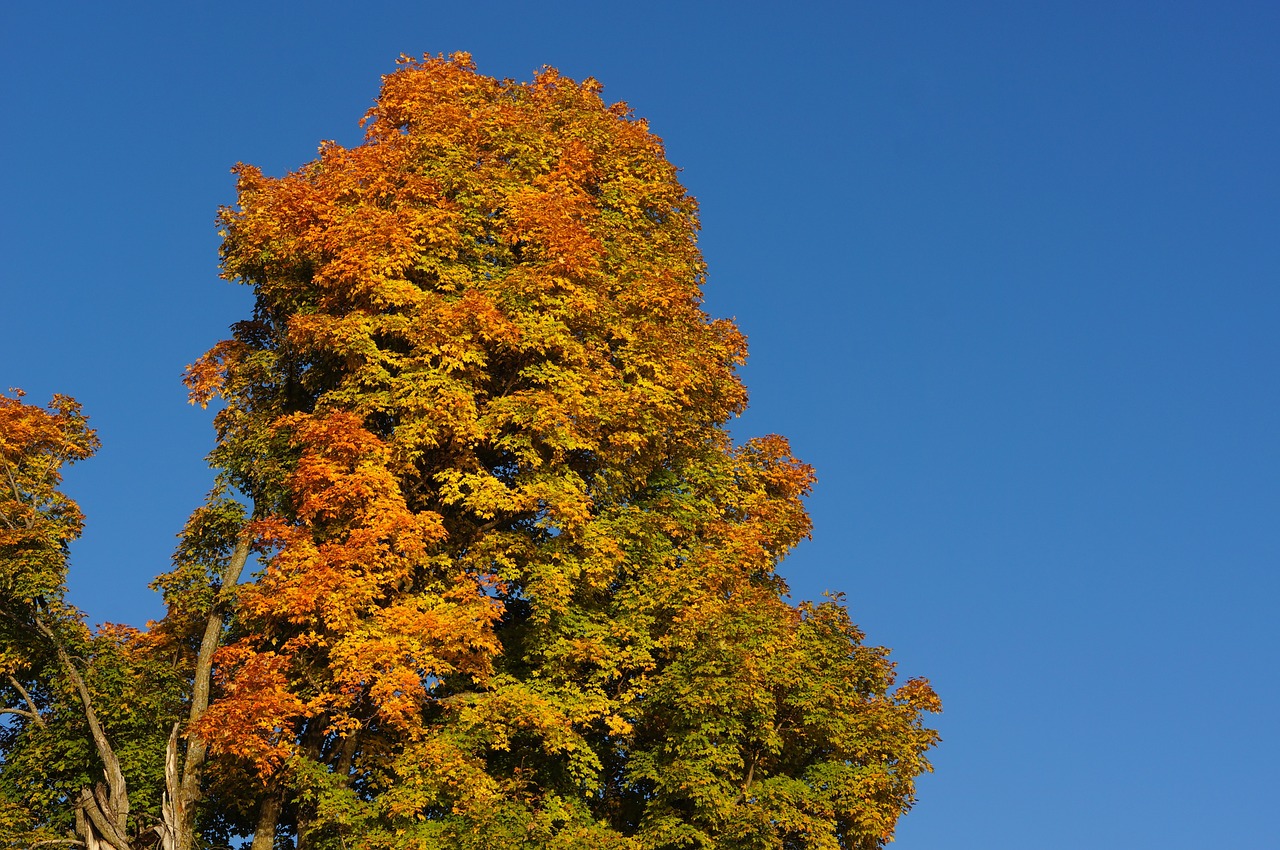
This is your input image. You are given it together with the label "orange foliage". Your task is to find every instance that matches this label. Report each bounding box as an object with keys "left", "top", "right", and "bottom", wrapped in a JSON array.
[
  {"left": 0, "top": 391, "right": 98, "bottom": 601},
  {"left": 180, "top": 53, "right": 938, "bottom": 846}
]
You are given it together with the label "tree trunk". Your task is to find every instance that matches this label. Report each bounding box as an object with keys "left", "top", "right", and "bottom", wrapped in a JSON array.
[
  {"left": 174, "top": 534, "right": 253, "bottom": 850},
  {"left": 334, "top": 731, "right": 359, "bottom": 786},
  {"left": 159, "top": 723, "right": 180, "bottom": 850},
  {"left": 76, "top": 786, "right": 133, "bottom": 850},
  {"left": 250, "top": 789, "right": 283, "bottom": 850}
]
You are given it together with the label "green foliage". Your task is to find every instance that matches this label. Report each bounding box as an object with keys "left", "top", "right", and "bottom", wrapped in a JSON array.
[{"left": 0, "top": 620, "right": 186, "bottom": 845}]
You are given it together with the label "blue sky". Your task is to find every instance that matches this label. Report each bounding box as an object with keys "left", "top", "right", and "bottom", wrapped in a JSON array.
[{"left": 3, "top": 2, "right": 1277, "bottom": 846}]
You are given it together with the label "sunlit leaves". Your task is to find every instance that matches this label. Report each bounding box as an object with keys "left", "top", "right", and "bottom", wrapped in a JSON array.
[
  {"left": 0, "top": 391, "right": 98, "bottom": 603},
  {"left": 74, "top": 51, "right": 940, "bottom": 848}
]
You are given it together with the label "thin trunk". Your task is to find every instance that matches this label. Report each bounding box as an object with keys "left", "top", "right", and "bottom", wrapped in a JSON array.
[
  {"left": 334, "top": 732, "right": 359, "bottom": 786},
  {"left": 174, "top": 534, "right": 253, "bottom": 850}
]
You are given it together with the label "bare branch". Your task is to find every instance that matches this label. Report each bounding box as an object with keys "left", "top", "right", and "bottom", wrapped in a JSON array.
[
  {"left": 2, "top": 460, "right": 22, "bottom": 503},
  {"left": 37, "top": 455, "right": 60, "bottom": 491},
  {"left": 0, "top": 706, "right": 39, "bottom": 721},
  {"left": 0, "top": 461, "right": 24, "bottom": 530},
  {"left": 7, "top": 673, "right": 46, "bottom": 728}
]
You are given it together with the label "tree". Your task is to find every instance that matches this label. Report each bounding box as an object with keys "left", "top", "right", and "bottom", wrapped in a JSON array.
[
  {"left": 0, "top": 391, "right": 188, "bottom": 849},
  {"left": 1, "top": 53, "right": 939, "bottom": 849}
]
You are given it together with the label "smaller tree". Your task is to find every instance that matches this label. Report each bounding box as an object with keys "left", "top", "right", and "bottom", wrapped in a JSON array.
[
  {"left": 0, "top": 391, "right": 253, "bottom": 850},
  {"left": 0, "top": 389, "right": 147, "bottom": 846}
]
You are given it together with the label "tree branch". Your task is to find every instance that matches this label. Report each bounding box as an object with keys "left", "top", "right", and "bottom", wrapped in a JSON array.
[
  {"left": 7, "top": 673, "right": 46, "bottom": 728},
  {"left": 0, "top": 706, "right": 39, "bottom": 721},
  {"left": 476, "top": 515, "right": 505, "bottom": 534},
  {"left": 0, "top": 461, "right": 24, "bottom": 530},
  {"left": 34, "top": 614, "right": 131, "bottom": 834},
  {"left": 2, "top": 460, "right": 22, "bottom": 502}
]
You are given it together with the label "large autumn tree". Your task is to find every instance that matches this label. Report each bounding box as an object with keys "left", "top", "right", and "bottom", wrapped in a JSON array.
[{"left": 1, "top": 53, "right": 939, "bottom": 849}]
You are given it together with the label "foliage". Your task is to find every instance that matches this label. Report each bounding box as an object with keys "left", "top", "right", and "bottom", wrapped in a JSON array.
[
  {"left": 0, "top": 393, "right": 186, "bottom": 847},
  {"left": 0, "top": 53, "right": 939, "bottom": 849},
  {"left": 0, "top": 390, "right": 97, "bottom": 605}
]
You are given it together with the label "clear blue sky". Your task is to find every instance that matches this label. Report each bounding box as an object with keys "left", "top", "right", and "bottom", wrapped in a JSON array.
[{"left": 3, "top": 2, "right": 1276, "bottom": 846}]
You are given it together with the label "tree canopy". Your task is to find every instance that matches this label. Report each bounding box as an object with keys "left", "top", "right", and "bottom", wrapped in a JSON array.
[{"left": 0, "top": 53, "right": 939, "bottom": 850}]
